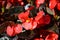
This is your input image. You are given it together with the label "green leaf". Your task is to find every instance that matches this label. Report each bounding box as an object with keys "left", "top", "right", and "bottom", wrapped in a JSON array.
[
  {"left": 2, "top": 7, "right": 4, "bottom": 13},
  {"left": 46, "top": 7, "right": 54, "bottom": 15},
  {"left": 30, "top": 7, "right": 37, "bottom": 17},
  {"left": 7, "top": 6, "right": 24, "bottom": 16},
  {"left": 47, "top": 24, "right": 59, "bottom": 34},
  {"left": 18, "top": 30, "right": 35, "bottom": 40}
]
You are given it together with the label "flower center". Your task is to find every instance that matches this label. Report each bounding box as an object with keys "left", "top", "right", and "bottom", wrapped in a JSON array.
[{"left": 26, "top": 19, "right": 30, "bottom": 22}]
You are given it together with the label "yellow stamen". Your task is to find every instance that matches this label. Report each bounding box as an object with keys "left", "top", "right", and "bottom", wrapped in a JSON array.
[{"left": 26, "top": 20, "right": 30, "bottom": 22}]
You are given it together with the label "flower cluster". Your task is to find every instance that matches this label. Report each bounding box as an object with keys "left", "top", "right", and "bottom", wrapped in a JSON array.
[
  {"left": 6, "top": 10, "right": 51, "bottom": 36},
  {"left": 18, "top": 10, "right": 50, "bottom": 30},
  {"left": 0, "top": 0, "right": 59, "bottom": 40}
]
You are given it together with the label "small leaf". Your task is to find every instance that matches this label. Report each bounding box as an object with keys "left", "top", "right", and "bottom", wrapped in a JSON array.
[
  {"left": 46, "top": 7, "right": 54, "bottom": 15},
  {"left": 53, "top": 14, "right": 60, "bottom": 21},
  {"left": 2, "top": 7, "right": 4, "bottom": 13}
]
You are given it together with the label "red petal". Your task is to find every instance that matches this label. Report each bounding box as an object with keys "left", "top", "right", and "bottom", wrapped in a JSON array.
[
  {"left": 22, "top": 22, "right": 32, "bottom": 30},
  {"left": 14, "top": 24, "right": 22, "bottom": 34},
  {"left": 45, "top": 33, "right": 58, "bottom": 40},
  {"left": 11, "top": 0, "right": 14, "bottom": 3},
  {"left": 27, "top": 6, "right": 34, "bottom": 10},
  {"left": 57, "top": 3, "right": 60, "bottom": 10},
  {"left": 44, "top": 14, "right": 51, "bottom": 24},
  {"left": 8, "top": 0, "right": 14, "bottom": 3},
  {"left": 18, "top": 11, "right": 29, "bottom": 22},
  {"left": 49, "top": 0, "right": 57, "bottom": 9},
  {"left": 40, "top": 38, "right": 44, "bottom": 40},
  {"left": 35, "top": 11, "right": 44, "bottom": 21},
  {"left": 6, "top": 26, "right": 14, "bottom": 36},
  {"left": 21, "top": 2, "right": 24, "bottom": 6},
  {"left": 35, "top": 0, "right": 45, "bottom": 8},
  {"left": 22, "top": 18, "right": 37, "bottom": 30},
  {"left": 32, "top": 21, "right": 37, "bottom": 29},
  {"left": 38, "top": 17, "right": 44, "bottom": 25},
  {"left": 51, "top": 33, "right": 58, "bottom": 39}
]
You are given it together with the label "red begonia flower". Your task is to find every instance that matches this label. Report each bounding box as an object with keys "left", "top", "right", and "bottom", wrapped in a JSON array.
[
  {"left": 6, "top": 26, "right": 14, "bottom": 36},
  {"left": 22, "top": 18, "right": 37, "bottom": 30},
  {"left": 14, "top": 24, "right": 22, "bottom": 34},
  {"left": 49, "top": 0, "right": 57, "bottom": 9},
  {"left": 35, "top": 0, "right": 45, "bottom": 8},
  {"left": 6, "top": 24, "right": 22, "bottom": 36},
  {"left": 57, "top": 3, "right": 60, "bottom": 10},
  {"left": 45, "top": 33, "right": 58, "bottom": 40},
  {"left": 37, "top": 14, "right": 50, "bottom": 25},
  {"left": 35, "top": 10, "right": 45, "bottom": 22},
  {"left": 18, "top": 11, "right": 29, "bottom": 22}
]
